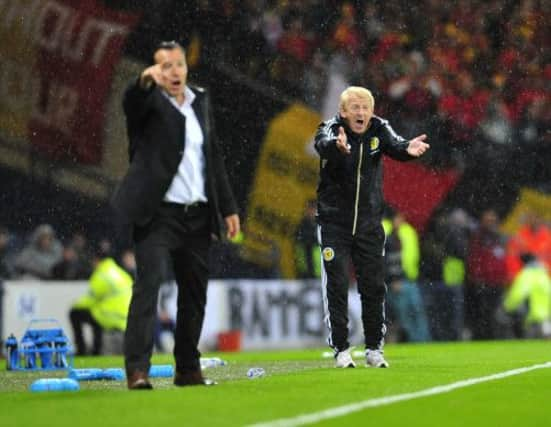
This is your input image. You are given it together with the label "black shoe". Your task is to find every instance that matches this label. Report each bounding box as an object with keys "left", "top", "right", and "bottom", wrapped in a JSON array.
[
  {"left": 174, "top": 369, "right": 217, "bottom": 387},
  {"left": 127, "top": 370, "right": 153, "bottom": 390}
]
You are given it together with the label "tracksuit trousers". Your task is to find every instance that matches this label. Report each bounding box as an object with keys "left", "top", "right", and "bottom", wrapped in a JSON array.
[{"left": 319, "top": 221, "right": 387, "bottom": 352}]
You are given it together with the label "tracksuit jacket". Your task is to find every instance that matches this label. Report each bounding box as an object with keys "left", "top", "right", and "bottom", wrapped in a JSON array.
[{"left": 314, "top": 114, "right": 414, "bottom": 352}]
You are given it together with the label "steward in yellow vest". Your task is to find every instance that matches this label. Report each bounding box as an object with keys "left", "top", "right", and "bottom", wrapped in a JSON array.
[
  {"left": 69, "top": 251, "right": 133, "bottom": 355},
  {"left": 504, "top": 253, "right": 551, "bottom": 338}
]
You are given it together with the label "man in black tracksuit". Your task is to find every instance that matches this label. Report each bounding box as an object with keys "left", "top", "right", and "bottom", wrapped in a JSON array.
[{"left": 314, "top": 86, "right": 429, "bottom": 368}]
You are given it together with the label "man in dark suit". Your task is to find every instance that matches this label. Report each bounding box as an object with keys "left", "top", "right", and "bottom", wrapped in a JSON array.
[{"left": 111, "top": 41, "right": 240, "bottom": 390}]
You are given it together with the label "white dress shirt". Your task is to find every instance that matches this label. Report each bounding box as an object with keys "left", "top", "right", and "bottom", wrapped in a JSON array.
[{"left": 162, "top": 86, "right": 208, "bottom": 204}]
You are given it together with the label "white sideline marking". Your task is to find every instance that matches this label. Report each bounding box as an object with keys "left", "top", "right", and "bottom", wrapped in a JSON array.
[{"left": 246, "top": 361, "right": 551, "bottom": 427}]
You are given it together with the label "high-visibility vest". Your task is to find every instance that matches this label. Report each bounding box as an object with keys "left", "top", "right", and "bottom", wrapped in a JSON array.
[
  {"left": 504, "top": 263, "right": 551, "bottom": 324},
  {"left": 73, "top": 258, "right": 133, "bottom": 331},
  {"left": 296, "top": 244, "right": 321, "bottom": 278},
  {"left": 443, "top": 256, "right": 465, "bottom": 287},
  {"left": 383, "top": 219, "right": 420, "bottom": 282}
]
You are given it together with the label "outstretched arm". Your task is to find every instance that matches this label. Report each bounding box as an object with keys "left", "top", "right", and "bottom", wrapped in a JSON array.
[
  {"left": 122, "top": 64, "right": 164, "bottom": 122},
  {"left": 314, "top": 120, "right": 350, "bottom": 159},
  {"left": 381, "top": 119, "right": 430, "bottom": 160}
]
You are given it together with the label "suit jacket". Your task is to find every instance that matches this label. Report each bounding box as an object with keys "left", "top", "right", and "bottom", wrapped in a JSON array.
[{"left": 111, "top": 79, "right": 238, "bottom": 239}]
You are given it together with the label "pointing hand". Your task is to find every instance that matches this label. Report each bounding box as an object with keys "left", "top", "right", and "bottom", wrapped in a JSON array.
[{"left": 336, "top": 127, "right": 351, "bottom": 155}]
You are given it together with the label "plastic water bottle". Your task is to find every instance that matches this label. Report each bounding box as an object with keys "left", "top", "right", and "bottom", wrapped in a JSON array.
[
  {"left": 54, "top": 336, "right": 69, "bottom": 368},
  {"left": 30, "top": 378, "right": 80, "bottom": 392},
  {"left": 201, "top": 357, "right": 227, "bottom": 369},
  {"left": 5, "top": 334, "right": 18, "bottom": 370},
  {"left": 37, "top": 340, "right": 53, "bottom": 369},
  {"left": 246, "top": 367, "right": 265, "bottom": 379},
  {"left": 149, "top": 364, "right": 174, "bottom": 378},
  {"left": 20, "top": 337, "right": 36, "bottom": 369},
  {"left": 68, "top": 368, "right": 104, "bottom": 381}
]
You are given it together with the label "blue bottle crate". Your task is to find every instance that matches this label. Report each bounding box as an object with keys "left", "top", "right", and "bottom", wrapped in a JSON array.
[{"left": 4, "top": 319, "right": 74, "bottom": 371}]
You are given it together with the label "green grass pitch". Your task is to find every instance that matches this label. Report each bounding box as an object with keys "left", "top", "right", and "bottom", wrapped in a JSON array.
[{"left": 1, "top": 340, "right": 550, "bottom": 427}]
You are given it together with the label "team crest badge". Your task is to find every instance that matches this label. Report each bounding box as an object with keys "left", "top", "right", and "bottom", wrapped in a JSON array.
[
  {"left": 370, "top": 137, "right": 379, "bottom": 150},
  {"left": 322, "top": 247, "right": 335, "bottom": 261}
]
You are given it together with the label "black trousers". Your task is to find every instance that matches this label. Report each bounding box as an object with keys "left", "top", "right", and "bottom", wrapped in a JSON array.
[
  {"left": 69, "top": 308, "right": 103, "bottom": 355},
  {"left": 319, "top": 221, "right": 387, "bottom": 352},
  {"left": 465, "top": 283, "right": 503, "bottom": 340},
  {"left": 124, "top": 202, "right": 211, "bottom": 375}
]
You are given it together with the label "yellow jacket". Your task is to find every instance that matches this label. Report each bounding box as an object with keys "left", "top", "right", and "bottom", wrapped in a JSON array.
[
  {"left": 73, "top": 258, "right": 133, "bottom": 331},
  {"left": 383, "top": 219, "right": 420, "bottom": 281},
  {"left": 504, "top": 263, "right": 551, "bottom": 324}
]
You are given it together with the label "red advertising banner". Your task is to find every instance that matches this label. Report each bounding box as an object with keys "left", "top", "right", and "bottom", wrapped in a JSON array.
[
  {"left": 383, "top": 158, "right": 460, "bottom": 233},
  {"left": 19, "top": 0, "right": 139, "bottom": 164}
]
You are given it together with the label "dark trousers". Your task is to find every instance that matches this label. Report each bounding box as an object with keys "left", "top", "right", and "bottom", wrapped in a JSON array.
[
  {"left": 422, "top": 281, "right": 464, "bottom": 341},
  {"left": 124, "top": 202, "right": 211, "bottom": 375},
  {"left": 320, "top": 221, "right": 387, "bottom": 352},
  {"left": 69, "top": 308, "right": 103, "bottom": 355},
  {"left": 465, "top": 283, "right": 503, "bottom": 340}
]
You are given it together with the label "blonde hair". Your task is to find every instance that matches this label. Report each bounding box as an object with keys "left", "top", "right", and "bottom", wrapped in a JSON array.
[{"left": 339, "top": 87, "right": 375, "bottom": 112}]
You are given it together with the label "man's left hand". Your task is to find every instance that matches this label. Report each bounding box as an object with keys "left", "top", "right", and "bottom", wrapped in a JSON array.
[
  {"left": 225, "top": 214, "right": 241, "bottom": 239},
  {"left": 407, "top": 134, "right": 430, "bottom": 157}
]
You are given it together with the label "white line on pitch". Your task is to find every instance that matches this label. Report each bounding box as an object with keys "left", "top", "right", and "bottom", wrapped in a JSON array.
[{"left": 246, "top": 361, "right": 551, "bottom": 427}]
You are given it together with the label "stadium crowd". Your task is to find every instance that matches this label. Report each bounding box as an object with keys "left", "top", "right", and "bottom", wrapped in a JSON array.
[{"left": 192, "top": 0, "right": 550, "bottom": 181}]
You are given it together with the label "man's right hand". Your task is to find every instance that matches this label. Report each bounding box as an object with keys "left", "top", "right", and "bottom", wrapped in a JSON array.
[
  {"left": 336, "top": 126, "right": 351, "bottom": 154},
  {"left": 139, "top": 64, "right": 163, "bottom": 89}
]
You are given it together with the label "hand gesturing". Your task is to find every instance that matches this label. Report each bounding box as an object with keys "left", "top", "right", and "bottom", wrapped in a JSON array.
[
  {"left": 407, "top": 134, "right": 430, "bottom": 157},
  {"left": 336, "top": 127, "right": 351, "bottom": 154}
]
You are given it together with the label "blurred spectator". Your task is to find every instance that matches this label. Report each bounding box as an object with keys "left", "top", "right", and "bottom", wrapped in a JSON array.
[
  {"left": 68, "top": 231, "right": 93, "bottom": 276},
  {"left": 97, "top": 238, "right": 113, "bottom": 258},
  {"left": 14, "top": 224, "right": 63, "bottom": 279},
  {"left": 274, "top": 15, "right": 313, "bottom": 96},
  {"left": 331, "top": 2, "right": 361, "bottom": 58},
  {"left": 439, "top": 209, "right": 473, "bottom": 340},
  {"left": 512, "top": 99, "right": 550, "bottom": 186},
  {"left": 437, "top": 72, "right": 490, "bottom": 145},
  {"left": 422, "top": 208, "right": 472, "bottom": 341},
  {"left": 261, "top": 4, "right": 284, "bottom": 52},
  {"left": 51, "top": 244, "right": 90, "bottom": 281},
  {"left": 69, "top": 245, "right": 133, "bottom": 355},
  {"left": 119, "top": 248, "right": 137, "bottom": 278},
  {"left": 475, "top": 93, "right": 514, "bottom": 171},
  {"left": 504, "top": 252, "right": 551, "bottom": 338},
  {"left": 358, "top": 3, "right": 385, "bottom": 51},
  {"left": 505, "top": 213, "right": 551, "bottom": 281},
  {"left": 303, "top": 51, "right": 329, "bottom": 109},
  {"left": 466, "top": 208, "right": 508, "bottom": 340},
  {"left": 383, "top": 209, "right": 430, "bottom": 342},
  {"left": 420, "top": 214, "right": 447, "bottom": 338},
  {"left": 294, "top": 199, "right": 320, "bottom": 279},
  {"left": 460, "top": 92, "right": 519, "bottom": 211}
]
